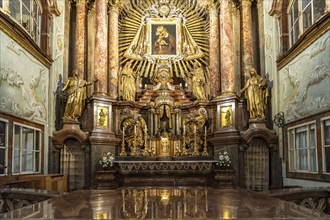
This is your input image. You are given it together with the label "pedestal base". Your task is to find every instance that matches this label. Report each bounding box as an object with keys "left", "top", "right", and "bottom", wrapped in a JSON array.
[
  {"left": 94, "top": 170, "right": 118, "bottom": 189},
  {"left": 213, "top": 169, "right": 235, "bottom": 188},
  {"left": 53, "top": 121, "right": 89, "bottom": 145}
]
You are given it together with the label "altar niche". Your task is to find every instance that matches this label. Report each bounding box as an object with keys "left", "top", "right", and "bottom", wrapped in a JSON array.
[{"left": 118, "top": 64, "right": 209, "bottom": 158}]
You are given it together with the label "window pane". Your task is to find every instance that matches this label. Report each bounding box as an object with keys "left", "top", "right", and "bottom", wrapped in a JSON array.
[
  {"left": 14, "top": 150, "right": 20, "bottom": 173},
  {"left": 35, "top": 152, "right": 40, "bottom": 172},
  {"left": 298, "top": 149, "right": 308, "bottom": 170},
  {"left": 22, "top": 151, "right": 33, "bottom": 172},
  {"left": 309, "top": 148, "right": 317, "bottom": 172},
  {"left": 0, "top": 121, "right": 6, "bottom": 148},
  {"left": 293, "top": 0, "right": 299, "bottom": 21},
  {"left": 303, "top": 5, "right": 312, "bottom": 31},
  {"left": 9, "top": 1, "right": 20, "bottom": 21},
  {"left": 22, "top": 0, "right": 30, "bottom": 9},
  {"left": 0, "top": 1, "right": 3, "bottom": 8},
  {"left": 22, "top": 128, "right": 34, "bottom": 150},
  {"left": 35, "top": 130, "right": 40, "bottom": 150},
  {"left": 14, "top": 125, "right": 20, "bottom": 148},
  {"left": 22, "top": 4, "right": 30, "bottom": 32},
  {"left": 309, "top": 125, "right": 316, "bottom": 147},
  {"left": 0, "top": 149, "right": 5, "bottom": 175},
  {"left": 324, "top": 147, "right": 330, "bottom": 173},
  {"left": 296, "top": 131, "right": 307, "bottom": 148},
  {"left": 313, "top": 0, "right": 326, "bottom": 22},
  {"left": 302, "top": 0, "right": 311, "bottom": 10},
  {"left": 324, "top": 120, "right": 330, "bottom": 145}
]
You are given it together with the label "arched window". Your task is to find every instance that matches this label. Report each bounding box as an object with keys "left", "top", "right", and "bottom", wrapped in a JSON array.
[
  {"left": 288, "top": 0, "right": 327, "bottom": 46},
  {"left": 0, "top": 0, "right": 42, "bottom": 45}
]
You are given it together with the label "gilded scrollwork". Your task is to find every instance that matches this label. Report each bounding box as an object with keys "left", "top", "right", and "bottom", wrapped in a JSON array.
[
  {"left": 119, "top": 0, "right": 209, "bottom": 79},
  {"left": 120, "top": 109, "right": 148, "bottom": 154},
  {"left": 183, "top": 107, "right": 208, "bottom": 153}
]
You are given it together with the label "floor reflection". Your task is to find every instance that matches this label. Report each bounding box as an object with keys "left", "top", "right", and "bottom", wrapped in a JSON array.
[{"left": 1, "top": 187, "right": 328, "bottom": 219}]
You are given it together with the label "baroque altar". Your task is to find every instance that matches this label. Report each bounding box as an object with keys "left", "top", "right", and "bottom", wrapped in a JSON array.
[{"left": 52, "top": 0, "right": 280, "bottom": 191}]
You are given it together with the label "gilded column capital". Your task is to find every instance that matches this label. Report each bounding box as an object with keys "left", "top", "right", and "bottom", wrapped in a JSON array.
[
  {"left": 87, "top": 0, "right": 96, "bottom": 13},
  {"left": 241, "top": 0, "right": 255, "bottom": 6},
  {"left": 208, "top": 0, "right": 219, "bottom": 12},
  {"left": 231, "top": 0, "right": 241, "bottom": 9},
  {"left": 108, "top": 0, "right": 120, "bottom": 13}
]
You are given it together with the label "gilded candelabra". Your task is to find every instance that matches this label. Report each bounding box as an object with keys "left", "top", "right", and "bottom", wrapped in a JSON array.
[
  {"left": 120, "top": 127, "right": 127, "bottom": 156},
  {"left": 143, "top": 125, "right": 150, "bottom": 156},
  {"left": 202, "top": 126, "right": 208, "bottom": 156},
  {"left": 181, "top": 125, "right": 187, "bottom": 156},
  {"left": 131, "top": 125, "right": 138, "bottom": 156},
  {"left": 192, "top": 124, "right": 199, "bottom": 156}
]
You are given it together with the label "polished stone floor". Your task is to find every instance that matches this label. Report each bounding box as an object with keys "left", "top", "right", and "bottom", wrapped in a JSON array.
[{"left": 0, "top": 187, "right": 329, "bottom": 219}]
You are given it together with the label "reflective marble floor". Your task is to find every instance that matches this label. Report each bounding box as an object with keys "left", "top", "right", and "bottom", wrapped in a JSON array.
[{"left": 0, "top": 187, "right": 329, "bottom": 219}]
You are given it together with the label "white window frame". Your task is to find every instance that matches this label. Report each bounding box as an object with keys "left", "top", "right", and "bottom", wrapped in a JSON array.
[
  {"left": 287, "top": 121, "right": 318, "bottom": 173},
  {"left": 287, "top": 0, "right": 327, "bottom": 46},
  {"left": 12, "top": 122, "right": 41, "bottom": 175},
  {"left": 1, "top": 0, "right": 41, "bottom": 45},
  {"left": 321, "top": 116, "right": 330, "bottom": 174},
  {"left": 0, "top": 118, "right": 9, "bottom": 176}
]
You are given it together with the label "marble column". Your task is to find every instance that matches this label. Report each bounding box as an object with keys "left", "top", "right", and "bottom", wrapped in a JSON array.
[
  {"left": 241, "top": 0, "right": 254, "bottom": 82},
  {"left": 75, "top": 0, "right": 86, "bottom": 78},
  {"left": 94, "top": 0, "right": 108, "bottom": 95},
  {"left": 220, "top": 0, "right": 235, "bottom": 95},
  {"left": 109, "top": 2, "right": 120, "bottom": 99},
  {"left": 209, "top": 1, "right": 221, "bottom": 98}
]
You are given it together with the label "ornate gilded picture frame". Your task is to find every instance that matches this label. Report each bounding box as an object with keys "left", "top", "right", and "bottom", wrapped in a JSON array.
[{"left": 146, "top": 18, "right": 182, "bottom": 60}]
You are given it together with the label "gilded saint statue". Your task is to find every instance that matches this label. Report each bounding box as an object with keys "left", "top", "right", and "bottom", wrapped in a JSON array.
[
  {"left": 240, "top": 67, "right": 269, "bottom": 120},
  {"left": 120, "top": 60, "right": 136, "bottom": 101},
  {"left": 62, "top": 69, "right": 95, "bottom": 121},
  {"left": 191, "top": 61, "right": 207, "bottom": 101}
]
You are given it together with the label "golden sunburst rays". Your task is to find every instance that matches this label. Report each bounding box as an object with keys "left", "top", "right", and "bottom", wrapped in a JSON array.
[{"left": 119, "top": 0, "right": 209, "bottom": 80}]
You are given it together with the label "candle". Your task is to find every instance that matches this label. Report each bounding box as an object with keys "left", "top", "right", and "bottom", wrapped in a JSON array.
[
  {"left": 134, "top": 125, "right": 136, "bottom": 134},
  {"left": 183, "top": 124, "right": 185, "bottom": 134},
  {"left": 205, "top": 126, "right": 207, "bottom": 136},
  {"left": 194, "top": 124, "right": 196, "bottom": 133}
]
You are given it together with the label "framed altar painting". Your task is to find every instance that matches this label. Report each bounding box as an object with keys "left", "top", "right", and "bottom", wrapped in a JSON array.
[
  {"left": 146, "top": 18, "right": 182, "bottom": 59},
  {"left": 151, "top": 24, "right": 177, "bottom": 55}
]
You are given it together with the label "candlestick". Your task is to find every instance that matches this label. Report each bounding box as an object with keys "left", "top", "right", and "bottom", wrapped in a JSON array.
[
  {"left": 131, "top": 124, "right": 138, "bottom": 156},
  {"left": 192, "top": 124, "right": 199, "bottom": 156},
  {"left": 202, "top": 125, "right": 208, "bottom": 156},
  {"left": 120, "top": 126, "right": 127, "bottom": 156}
]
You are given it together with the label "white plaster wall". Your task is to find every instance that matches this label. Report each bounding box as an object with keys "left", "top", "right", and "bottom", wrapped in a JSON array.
[
  {"left": 263, "top": 1, "right": 330, "bottom": 188},
  {"left": 278, "top": 32, "right": 330, "bottom": 122},
  {"left": 49, "top": 1, "right": 66, "bottom": 135},
  {"left": 0, "top": 30, "right": 50, "bottom": 173}
]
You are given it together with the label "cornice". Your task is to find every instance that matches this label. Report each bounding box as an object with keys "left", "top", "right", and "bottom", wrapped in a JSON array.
[
  {"left": 277, "top": 13, "right": 330, "bottom": 70},
  {"left": 0, "top": 12, "right": 52, "bottom": 68}
]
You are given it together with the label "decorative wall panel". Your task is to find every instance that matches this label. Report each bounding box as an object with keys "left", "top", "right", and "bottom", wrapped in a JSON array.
[{"left": 0, "top": 32, "right": 49, "bottom": 124}]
